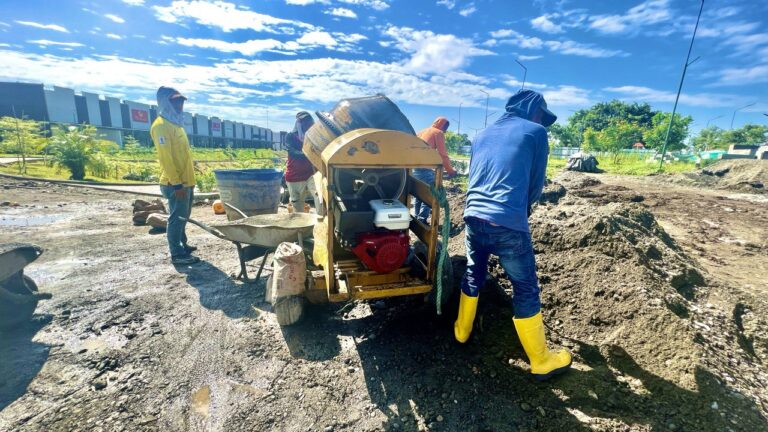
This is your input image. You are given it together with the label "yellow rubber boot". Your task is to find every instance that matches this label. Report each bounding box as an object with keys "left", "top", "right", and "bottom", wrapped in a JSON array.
[
  {"left": 454, "top": 292, "right": 479, "bottom": 343},
  {"left": 513, "top": 312, "right": 572, "bottom": 381}
]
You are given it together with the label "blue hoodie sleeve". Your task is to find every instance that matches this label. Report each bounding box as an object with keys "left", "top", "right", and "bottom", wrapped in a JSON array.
[{"left": 527, "top": 127, "right": 549, "bottom": 207}]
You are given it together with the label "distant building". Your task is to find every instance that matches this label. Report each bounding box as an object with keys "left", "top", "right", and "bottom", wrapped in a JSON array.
[{"left": 0, "top": 81, "right": 282, "bottom": 149}]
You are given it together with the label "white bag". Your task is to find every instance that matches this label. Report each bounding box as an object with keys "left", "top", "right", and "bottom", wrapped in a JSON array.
[{"left": 265, "top": 242, "right": 306, "bottom": 305}]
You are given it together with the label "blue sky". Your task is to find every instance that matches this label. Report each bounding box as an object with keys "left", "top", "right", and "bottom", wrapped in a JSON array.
[{"left": 0, "top": 0, "right": 766, "bottom": 135}]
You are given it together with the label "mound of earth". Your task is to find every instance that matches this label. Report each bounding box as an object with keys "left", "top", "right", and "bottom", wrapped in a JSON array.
[
  {"left": 676, "top": 159, "right": 768, "bottom": 193},
  {"left": 447, "top": 172, "right": 768, "bottom": 430}
]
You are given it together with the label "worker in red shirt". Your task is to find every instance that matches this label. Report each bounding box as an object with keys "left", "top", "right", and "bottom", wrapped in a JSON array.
[
  {"left": 413, "top": 117, "right": 457, "bottom": 224},
  {"left": 285, "top": 111, "right": 323, "bottom": 214}
]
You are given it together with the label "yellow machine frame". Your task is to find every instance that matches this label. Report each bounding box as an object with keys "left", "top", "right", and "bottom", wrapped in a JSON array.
[{"left": 306, "top": 129, "right": 444, "bottom": 303}]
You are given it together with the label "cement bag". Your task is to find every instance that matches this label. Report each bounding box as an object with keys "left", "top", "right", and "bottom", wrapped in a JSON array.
[{"left": 266, "top": 242, "right": 307, "bottom": 326}]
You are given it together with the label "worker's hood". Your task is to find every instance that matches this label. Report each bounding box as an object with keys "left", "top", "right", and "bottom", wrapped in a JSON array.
[
  {"left": 292, "top": 111, "right": 314, "bottom": 141},
  {"left": 432, "top": 117, "right": 449, "bottom": 131},
  {"left": 504, "top": 89, "right": 556, "bottom": 127},
  {"left": 156, "top": 86, "right": 186, "bottom": 126}
]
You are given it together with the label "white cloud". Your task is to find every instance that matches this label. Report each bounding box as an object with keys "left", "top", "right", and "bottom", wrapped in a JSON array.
[
  {"left": 105, "top": 14, "right": 126, "bottom": 24},
  {"left": 286, "top": 0, "right": 330, "bottom": 4},
  {"left": 15, "top": 20, "right": 69, "bottom": 33},
  {"left": 27, "top": 40, "right": 84, "bottom": 48},
  {"left": 121, "top": 0, "right": 145, "bottom": 5},
  {"left": 296, "top": 31, "right": 337, "bottom": 48},
  {"left": 154, "top": 0, "right": 314, "bottom": 34},
  {"left": 489, "top": 28, "right": 625, "bottom": 58},
  {"left": 604, "top": 85, "right": 746, "bottom": 108},
  {"left": 545, "top": 40, "right": 624, "bottom": 58},
  {"left": 106, "top": 33, "right": 124, "bottom": 40},
  {"left": 383, "top": 26, "right": 494, "bottom": 74},
  {"left": 518, "top": 55, "right": 542, "bottom": 61},
  {"left": 326, "top": 7, "right": 357, "bottom": 19},
  {"left": 0, "top": 48, "right": 507, "bottom": 130},
  {"left": 714, "top": 64, "right": 768, "bottom": 87},
  {"left": 437, "top": 0, "right": 455, "bottom": 9},
  {"left": 459, "top": 5, "right": 476, "bottom": 17},
  {"left": 490, "top": 29, "right": 513, "bottom": 38},
  {"left": 531, "top": 15, "right": 563, "bottom": 34},
  {"left": 175, "top": 37, "right": 287, "bottom": 56},
  {"left": 337, "top": 0, "right": 389, "bottom": 11},
  {"left": 589, "top": 0, "right": 671, "bottom": 35},
  {"left": 543, "top": 85, "right": 591, "bottom": 108}
]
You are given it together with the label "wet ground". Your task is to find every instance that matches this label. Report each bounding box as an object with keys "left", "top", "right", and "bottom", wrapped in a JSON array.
[{"left": 0, "top": 174, "right": 767, "bottom": 431}]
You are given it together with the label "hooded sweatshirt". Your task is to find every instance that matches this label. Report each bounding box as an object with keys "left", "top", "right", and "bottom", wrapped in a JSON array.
[
  {"left": 417, "top": 117, "right": 456, "bottom": 176},
  {"left": 150, "top": 87, "right": 194, "bottom": 187},
  {"left": 285, "top": 113, "right": 315, "bottom": 183},
  {"left": 463, "top": 90, "right": 551, "bottom": 233}
]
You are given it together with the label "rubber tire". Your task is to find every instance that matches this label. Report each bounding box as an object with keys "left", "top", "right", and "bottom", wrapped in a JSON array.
[{"left": 0, "top": 275, "right": 39, "bottom": 329}]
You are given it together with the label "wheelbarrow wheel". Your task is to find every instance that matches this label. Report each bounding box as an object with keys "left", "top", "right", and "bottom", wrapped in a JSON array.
[{"left": 0, "top": 275, "right": 40, "bottom": 329}]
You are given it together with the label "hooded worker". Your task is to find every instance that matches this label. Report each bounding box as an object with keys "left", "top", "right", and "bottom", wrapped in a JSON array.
[
  {"left": 285, "top": 111, "right": 323, "bottom": 215},
  {"left": 456, "top": 89, "right": 570, "bottom": 381},
  {"left": 413, "top": 117, "right": 457, "bottom": 224},
  {"left": 150, "top": 86, "right": 199, "bottom": 265}
]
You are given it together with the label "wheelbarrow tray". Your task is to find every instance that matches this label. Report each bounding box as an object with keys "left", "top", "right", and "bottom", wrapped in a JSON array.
[{"left": 208, "top": 213, "right": 316, "bottom": 247}]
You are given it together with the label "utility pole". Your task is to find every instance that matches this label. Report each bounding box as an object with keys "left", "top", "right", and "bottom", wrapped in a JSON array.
[
  {"left": 730, "top": 102, "right": 755, "bottom": 129},
  {"left": 659, "top": 0, "right": 704, "bottom": 171},
  {"left": 479, "top": 90, "right": 489, "bottom": 127}
]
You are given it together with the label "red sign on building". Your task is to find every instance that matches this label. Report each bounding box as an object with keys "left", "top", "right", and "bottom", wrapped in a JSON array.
[
  {"left": 131, "top": 109, "right": 149, "bottom": 123},
  {"left": 211, "top": 121, "right": 221, "bottom": 132}
]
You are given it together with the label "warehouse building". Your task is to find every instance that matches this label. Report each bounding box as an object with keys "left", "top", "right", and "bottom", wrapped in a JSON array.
[{"left": 0, "top": 82, "right": 279, "bottom": 149}]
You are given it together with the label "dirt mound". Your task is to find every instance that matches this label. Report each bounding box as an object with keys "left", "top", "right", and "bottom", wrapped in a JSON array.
[
  {"left": 448, "top": 172, "right": 768, "bottom": 429},
  {"left": 678, "top": 159, "right": 768, "bottom": 193}
]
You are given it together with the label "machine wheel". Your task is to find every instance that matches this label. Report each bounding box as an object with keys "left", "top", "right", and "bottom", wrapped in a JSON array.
[
  {"left": 334, "top": 168, "right": 407, "bottom": 201},
  {"left": 0, "top": 274, "right": 39, "bottom": 329}
]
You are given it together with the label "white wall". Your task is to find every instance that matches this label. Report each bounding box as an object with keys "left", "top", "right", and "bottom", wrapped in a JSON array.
[
  {"left": 44, "top": 86, "right": 77, "bottom": 123},
  {"left": 82, "top": 92, "right": 102, "bottom": 126},
  {"left": 124, "top": 101, "right": 151, "bottom": 130},
  {"left": 105, "top": 96, "right": 123, "bottom": 128},
  {"left": 195, "top": 114, "right": 209, "bottom": 136}
]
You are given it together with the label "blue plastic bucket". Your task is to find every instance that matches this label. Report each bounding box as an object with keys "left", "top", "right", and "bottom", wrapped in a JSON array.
[{"left": 214, "top": 169, "right": 283, "bottom": 219}]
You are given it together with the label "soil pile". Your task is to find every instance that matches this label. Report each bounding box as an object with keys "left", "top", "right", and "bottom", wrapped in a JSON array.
[
  {"left": 450, "top": 171, "right": 767, "bottom": 430},
  {"left": 676, "top": 159, "right": 768, "bottom": 193}
]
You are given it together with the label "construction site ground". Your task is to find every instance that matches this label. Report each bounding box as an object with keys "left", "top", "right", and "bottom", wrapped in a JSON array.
[{"left": 1, "top": 162, "right": 767, "bottom": 431}]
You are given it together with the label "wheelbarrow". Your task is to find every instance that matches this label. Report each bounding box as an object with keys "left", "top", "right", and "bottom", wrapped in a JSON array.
[
  {"left": 0, "top": 243, "right": 51, "bottom": 329},
  {"left": 186, "top": 206, "right": 316, "bottom": 283}
]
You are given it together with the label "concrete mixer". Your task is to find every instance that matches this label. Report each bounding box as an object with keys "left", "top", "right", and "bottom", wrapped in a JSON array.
[{"left": 300, "top": 95, "right": 453, "bottom": 306}]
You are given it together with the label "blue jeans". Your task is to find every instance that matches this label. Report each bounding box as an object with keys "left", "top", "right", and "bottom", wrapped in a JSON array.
[
  {"left": 461, "top": 217, "right": 541, "bottom": 318},
  {"left": 412, "top": 169, "right": 435, "bottom": 223},
  {"left": 160, "top": 185, "right": 194, "bottom": 257}
]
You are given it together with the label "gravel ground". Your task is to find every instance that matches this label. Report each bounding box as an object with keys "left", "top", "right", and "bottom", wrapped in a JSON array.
[{"left": 0, "top": 173, "right": 766, "bottom": 432}]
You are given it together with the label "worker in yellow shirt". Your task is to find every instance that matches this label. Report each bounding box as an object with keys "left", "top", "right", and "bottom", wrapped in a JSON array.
[{"left": 150, "top": 86, "right": 199, "bottom": 265}]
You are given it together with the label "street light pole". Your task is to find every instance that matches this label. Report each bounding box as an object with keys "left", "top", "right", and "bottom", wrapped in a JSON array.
[
  {"left": 479, "top": 90, "right": 489, "bottom": 127},
  {"left": 514, "top": 59, "right": 527, "bottom": 90},
  {"left": 659, "top": 0, "right": 704, "bottom": 171},
  {"left": 730, "top": 102, "right": 755, "bottom": 129},
  {"left": 706, "top": 115, "right": 723, "bottom": 128}
]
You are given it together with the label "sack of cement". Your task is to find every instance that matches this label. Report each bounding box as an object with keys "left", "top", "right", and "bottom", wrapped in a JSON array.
[
  {"left": 566, "top": 153, "right": 600, "bottom": 173},
  {"left": 146, "top": 213, "right": 168, "bottom": 228},
  {"left": 266, "top": 242, "right": 307, "bottom": 326}
]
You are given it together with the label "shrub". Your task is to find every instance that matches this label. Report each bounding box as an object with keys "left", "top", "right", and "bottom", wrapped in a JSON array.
[{"left": 50, "top": 125, "right": 102, "bottom": 180}]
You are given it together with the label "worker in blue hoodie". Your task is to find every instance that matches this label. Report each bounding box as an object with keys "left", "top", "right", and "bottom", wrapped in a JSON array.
[{"left": 454, "top": 89, "right": 571, "bottom": 381}]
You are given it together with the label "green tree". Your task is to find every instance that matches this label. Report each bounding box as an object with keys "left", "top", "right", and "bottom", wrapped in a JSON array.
[
  {"left": 569, "top": 100, "right": 657, "bottom": 135},
  {"left": 0, "top": 116, "right": 48, "bottom": 174},
  {"left": 582, "top": 120, "right": 644, "bottom": 163},
  {"left": 548, "top": 123, "right": 579, "bottom": 148},
  {"left": 643, "top": 112, "right": 693, "bottom": 151},
  {"left": 691, "top": 126, "right": 724, "bottom": 151},
  {"left": 721, "top": 124, "right": 768, "bottom": 147},
  {"left": 444, "top": 131, "right": 471, "bottom": 154},
  {"left": 50, "top": 125, "right": 102, "bottom": 180}
]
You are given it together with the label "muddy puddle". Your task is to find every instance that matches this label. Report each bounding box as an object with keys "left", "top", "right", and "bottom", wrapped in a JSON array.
[{"left": 0, "top": 213, "right": 70, "bottom": 226}]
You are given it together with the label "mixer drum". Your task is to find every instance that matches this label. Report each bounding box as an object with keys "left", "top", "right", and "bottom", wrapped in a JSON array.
[{"left": 302, "top": 94, "right": 416, "bottom": 170}]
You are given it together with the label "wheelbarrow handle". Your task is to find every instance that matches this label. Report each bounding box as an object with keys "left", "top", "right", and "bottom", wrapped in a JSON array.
[
  {"left": 182, "top": 217, "right": 229, "bottom": 241},
  {"left": 223, "top": 202, "right": 248, "bottom": 219}
]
